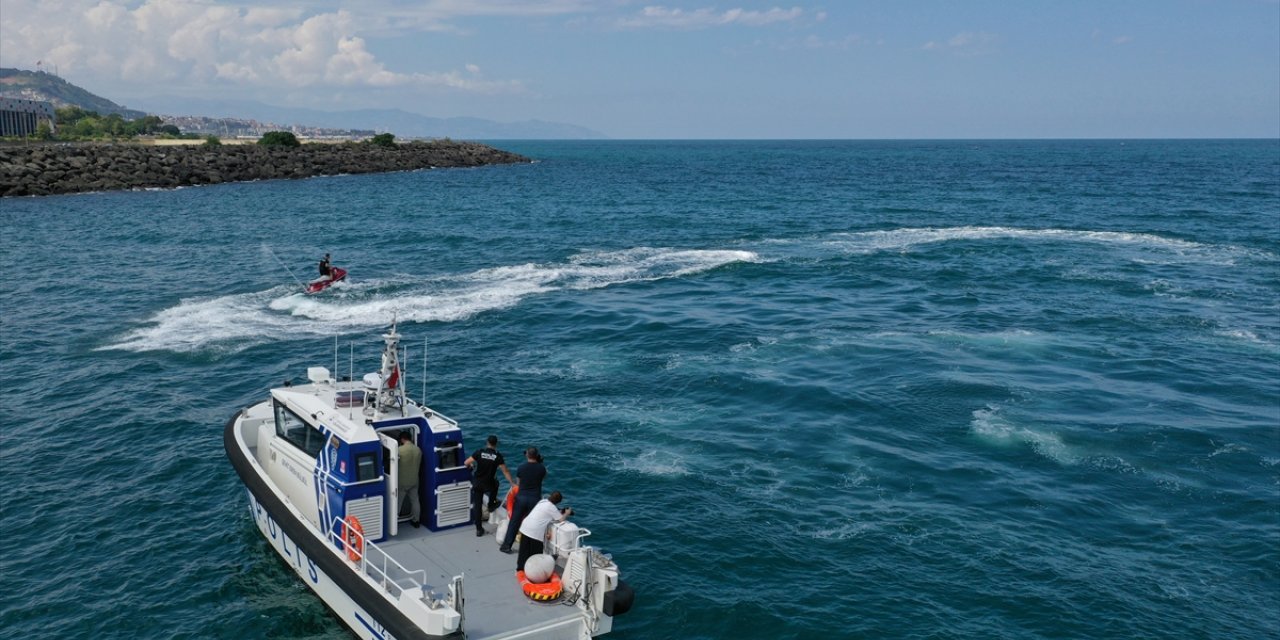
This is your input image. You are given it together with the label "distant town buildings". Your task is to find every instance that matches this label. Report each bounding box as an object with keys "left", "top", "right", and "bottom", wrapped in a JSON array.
[
  {"left": 161, "top": 114, "right": 376, "bottom": 140},
  {"left": 0, "top": 97, "right": 55, "bottom": 136}
]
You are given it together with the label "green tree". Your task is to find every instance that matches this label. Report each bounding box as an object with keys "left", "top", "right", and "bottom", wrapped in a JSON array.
[
  {"left": 70, "top": 117, "right": 100, "bottom": 138},
  {"left": 103, "top": 113, "right": 126, "bottom": 137},
  {"left": 258, "top": 131, "right": 301, "bottom": 147},
  {"left": 369, "top": 133, "right": 397, "bottom": 149},
  {"left": 34, "top": 121, "right": 53, "bottom": 140},
  {"left": 203, "top": 135, "right": 222, "bottom": 147},
  {"left": 125, "top": 115, "right": 164, "bottom": 136},
  {"left": 55, "top": 106, "right": 96, "bottom": 126}
]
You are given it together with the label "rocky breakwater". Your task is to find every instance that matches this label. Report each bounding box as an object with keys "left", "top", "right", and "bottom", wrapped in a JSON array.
[{"left": 0, "top": 140, "right": 530, "bottom": 197}]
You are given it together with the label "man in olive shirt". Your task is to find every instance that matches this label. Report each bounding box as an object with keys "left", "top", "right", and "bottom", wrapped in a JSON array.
[{"left": 398, "top": 431, "right": 423, "bottom": 528}]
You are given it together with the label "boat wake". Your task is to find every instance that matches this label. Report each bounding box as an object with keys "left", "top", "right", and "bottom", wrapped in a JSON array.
[
  {"left": 804, "top": 226, "right": 1274, "bottom": 265},
  {"left": 103, "top": 246, "right": 759, "bottom": 353}
]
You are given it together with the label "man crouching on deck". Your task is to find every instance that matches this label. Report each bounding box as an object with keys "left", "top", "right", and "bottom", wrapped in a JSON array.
[{"left": 517, "top": 491, "right": 572, "bottom": 572}]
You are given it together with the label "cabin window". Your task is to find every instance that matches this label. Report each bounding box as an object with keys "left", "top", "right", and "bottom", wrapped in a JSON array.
[
  {"left": 274, "top": 401, "right": 325, "bottom": 459},
  {"left": 437, "top": 443, "right": 462, "bottom": 469},
  {"left": 355, "top": 453, "right": 378, "bottom": 482}
]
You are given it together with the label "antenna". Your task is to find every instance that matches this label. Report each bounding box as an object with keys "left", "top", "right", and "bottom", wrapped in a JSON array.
[
  {"left": 402, "top": 343, "right": 409, "bottom": 405},
  {"left": 333, "top": 335, "right": 338, "bottom": 382},
  {"left": 421, "top": 336, "right": 428, "bottom": 405}
]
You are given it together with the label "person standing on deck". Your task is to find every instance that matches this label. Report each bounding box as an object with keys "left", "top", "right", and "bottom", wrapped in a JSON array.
[
  {"left": 398, "top": 431, "right": 423, "bottom": 528},
  {"left": 517, "top": 491, "right": 572, "bottom": 571},
  {"left": 466, "top": 435, "right": 514, "bottom": 537},
  {"left": 499, "top": 447, "right": 545, "bottom": 553}
]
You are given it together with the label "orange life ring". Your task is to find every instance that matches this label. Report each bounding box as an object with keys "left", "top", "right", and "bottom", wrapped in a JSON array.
[
  {"left": 505, "top": 485, "right": 518, "bottom": 518},
  {"left": 516, "top": 570, "right": 563, "bottom": 602},
  {"left": 343, "top": 515, "right": 364, "bottom": 562}
]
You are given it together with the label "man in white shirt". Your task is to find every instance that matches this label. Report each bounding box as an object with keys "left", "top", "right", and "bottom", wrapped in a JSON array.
[{"left": 516, "top": 491, "right": 572, "bottom": 572}]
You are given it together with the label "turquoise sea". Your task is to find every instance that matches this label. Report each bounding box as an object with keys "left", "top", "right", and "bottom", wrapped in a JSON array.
[{"left": 1, "top": 140, "right": 1278, "bottom": 639}]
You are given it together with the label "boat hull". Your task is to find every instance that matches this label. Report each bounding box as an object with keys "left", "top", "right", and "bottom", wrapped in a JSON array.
[
  {"left": 225, "top": 411, "right": 457, "bottom": 640},
  {"left": 306, "top": 267, "right": 347, "bottom": 294}
]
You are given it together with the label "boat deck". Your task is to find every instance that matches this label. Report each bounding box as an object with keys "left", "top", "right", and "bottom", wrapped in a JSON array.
[
  {"left": 239, "top": 376, "right": 596, "bottom": 638},
  {"left": 378, "top": 522, "right": 581, "bottom": 639},
  {"left": 245, "top": 433, "right": 585, "bottom": 639}
]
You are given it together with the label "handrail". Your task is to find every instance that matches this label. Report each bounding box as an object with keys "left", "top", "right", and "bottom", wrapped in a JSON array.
[
  {"left": 315, "top": 465, "right": 384, "bottom": 489},
  {"left": 330, "top": 516, "right": 429, "bottom": 600},
  {"left": 550, "top": 524, "right": 592, "bottom": 556}
]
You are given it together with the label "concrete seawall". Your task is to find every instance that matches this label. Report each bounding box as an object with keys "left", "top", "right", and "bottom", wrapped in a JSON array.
[{"left": 0, "top": 140, "right": 530, "bottom": 197}]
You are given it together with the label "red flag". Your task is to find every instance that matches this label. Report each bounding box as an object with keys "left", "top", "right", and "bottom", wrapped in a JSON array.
[{"left": 385, "top": 367, "right": 399, "bottom": 389}]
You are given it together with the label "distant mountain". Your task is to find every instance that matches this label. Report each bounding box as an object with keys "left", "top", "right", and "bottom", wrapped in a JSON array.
[
  {"left": 0, "top": 68, "right": 606, "bottom": 139},
  {"left": 137, "top": 96, "right": 607, "bottom": 140},
  {"left": 0, "top": 68, "right": 146, "bottom": 119}
]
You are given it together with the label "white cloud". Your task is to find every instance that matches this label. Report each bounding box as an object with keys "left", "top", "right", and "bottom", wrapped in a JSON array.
[
  {"left": 1092, "top": 28, "right": 1133, "bottom": 46},
  {"left": 922, "top": 31, "right": 998, "bottom": 55},
  {"left": 348, "top": 0, "right": 598, "bottom": 36},
  {"left": 617, "top": 5, "right": 805, "bottom": 29},
  {"left": 757, "top": 34, "right": 868, "bottom": 51},
  {"left": 0, "top": 0, "right": 522, "bottom": 93},
  {"left": 243, "top": 7, "right": 304, "bottom": 28}
]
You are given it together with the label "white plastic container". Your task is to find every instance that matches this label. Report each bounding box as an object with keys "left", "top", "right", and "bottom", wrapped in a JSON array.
[{"left": 551, "top": 521, "right": 581, "bottom": 556}]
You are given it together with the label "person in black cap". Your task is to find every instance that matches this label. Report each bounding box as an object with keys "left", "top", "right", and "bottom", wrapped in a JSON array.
[
  {"left": 318, "top": 253, "right": 332, "bottom": 278},
  {"left": 465, "top": 435, "right": 514, "bottom": 537}
]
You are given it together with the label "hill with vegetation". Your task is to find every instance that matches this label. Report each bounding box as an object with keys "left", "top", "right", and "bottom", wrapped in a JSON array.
[{"left": 0, "top": 68, "right": 145, "bottom": 119}]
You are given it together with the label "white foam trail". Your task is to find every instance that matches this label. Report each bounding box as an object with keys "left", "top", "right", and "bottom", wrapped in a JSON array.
[
  {"left": 1208, "top": 442, "right": 1249, "bottom": 458},
  {"left": 970, "top": 405, "right": 1082, "bottom": 465},
  {"left": 103, "top": 247, "right": 759, "bottom": 353},
  {"left": 618, "top": 449, "right": 690, "bottom": 476},
  {"left": 1213, "top": 328, "right": 1277, "bottom": 348},
  {"left": 107, "top": 286, "right": 300, "bottom": 353},
  {"left": 927, "top": 328, "right": 1050, "bottom": 347},
  {"left": 809, "top": 521, "right": 876, "bottom": 540},
  {"left": 817, "top": 226, "right": 1271, "bottom": 263}
]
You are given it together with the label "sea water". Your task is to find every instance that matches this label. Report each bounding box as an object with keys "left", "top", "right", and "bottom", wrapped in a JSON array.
[{"left": 1, "top": 140, "right": 1277, "bottom": 639}]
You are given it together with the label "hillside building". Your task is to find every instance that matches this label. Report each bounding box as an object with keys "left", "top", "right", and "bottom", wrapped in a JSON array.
[{"left": 0, "top": 97, "right": 56, "bottom": 136}]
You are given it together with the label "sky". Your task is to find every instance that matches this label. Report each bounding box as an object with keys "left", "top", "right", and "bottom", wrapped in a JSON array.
[{"left": 1, "top": 0, "right": 1277, "bottom": 138}]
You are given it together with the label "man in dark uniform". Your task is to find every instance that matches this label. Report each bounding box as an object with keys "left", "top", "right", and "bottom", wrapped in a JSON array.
[
  {"left": 465, "top": 435, "right": 514, "bottom": 537},
  {"left": 500, "top": 447, "right": 546, "bottom": 553},
  {"left": 318, "top": 253, "right": 332, "bottom": 278}
]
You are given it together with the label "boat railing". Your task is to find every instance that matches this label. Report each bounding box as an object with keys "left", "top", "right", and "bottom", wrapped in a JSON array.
[
  {"left": 314, "top": 464, "right": 384, "bottom": 489},
  {"left": 329, "top": 516, "right": 430, "bottom": 601}
]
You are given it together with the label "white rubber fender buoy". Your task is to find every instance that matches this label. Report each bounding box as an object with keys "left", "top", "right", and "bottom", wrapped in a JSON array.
[{"left": 524, "top": 554, "right": 555, "bottom": 584}]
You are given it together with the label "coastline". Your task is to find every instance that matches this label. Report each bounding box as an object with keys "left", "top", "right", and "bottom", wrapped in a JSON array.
[{"left": 0, "top": 140, "right": 530, "bottom": 197}]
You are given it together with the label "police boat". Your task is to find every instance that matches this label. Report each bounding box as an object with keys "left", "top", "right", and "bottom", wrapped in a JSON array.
[{"left": 224, "top": 324, "right": 634, "bottom": 639}]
